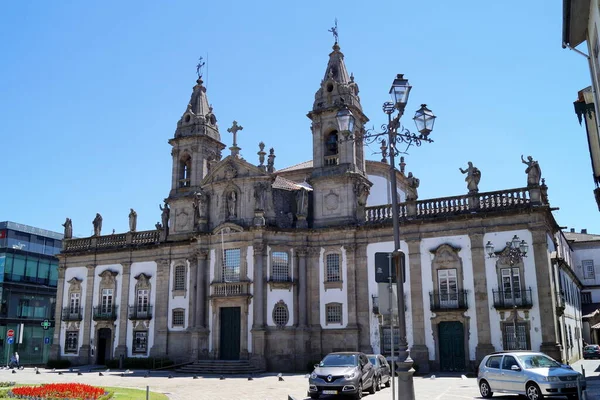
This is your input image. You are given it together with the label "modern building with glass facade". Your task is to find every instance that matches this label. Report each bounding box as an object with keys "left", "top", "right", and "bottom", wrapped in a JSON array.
[{"left": 0, "top": 221, "right": 62, "bottom": 365}]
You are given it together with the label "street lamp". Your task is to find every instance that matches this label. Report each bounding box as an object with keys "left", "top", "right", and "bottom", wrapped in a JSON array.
[
  {"left": 486, "top": 235, "right": 529, "bottom": 350},
  {"left": 337, "top": 74, "right": 435, "bottom": 400}
]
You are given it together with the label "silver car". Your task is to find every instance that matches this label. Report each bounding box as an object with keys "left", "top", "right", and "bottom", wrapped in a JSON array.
[
  {"left": 308, "top": 352, "right": 375, "bottom": 399},
  {"left": 477, "top": 351, "right": 586, "bottom": 400}
]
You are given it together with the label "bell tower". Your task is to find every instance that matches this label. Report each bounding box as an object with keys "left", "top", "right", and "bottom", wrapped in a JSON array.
[{"left": 307, "top": 42, "right": 372, "bottom": 227}]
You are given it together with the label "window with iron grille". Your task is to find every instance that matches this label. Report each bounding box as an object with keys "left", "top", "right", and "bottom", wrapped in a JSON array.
[
  {"left": 271, "top": 252, "right": 289, "bottom": 282},
  {"left": 133, "top": 331, "right": 148, "bottom": 353},
  {"left": 583, "top": 260, "right": 595, "bottom": 279},
  {"left": 272, "top": 301, "right": 289, "bottom": 327},
  {"left": 326, "top": 303, "right": 342, "bottom": 324},
  {"left": 326, "top": 253, "right": 341, "bottom": 282},
  {"left": 172, "top": 309, "right": 185, "bottom": 327},
  {"left": 582, "top": 292, "right": 592, "bottom": 304},
  {"left": 65, "top": 331, "right": 78, "bottom": 353},
  {"left": 174, "top": 265, "right": 186, "bottom": 290},
  {"left": 223, "top": 249, "right": 241, "bottom": 282},
  {"left": 503, "top": 322, "right": 528, "bottom": 350}
]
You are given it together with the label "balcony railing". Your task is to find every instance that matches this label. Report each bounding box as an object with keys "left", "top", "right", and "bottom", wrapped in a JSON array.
[
  {"left": 210, "top": 281, "right": 252, "bottom": 298},
  {"left": 61, "top": 307, "right": 83, "bottom": 321},
  {"left": 93, "top": 305, "right": 118, "bottom": 321},
  {"left": 64, "top": 230, "right": 161, "bottom": 252},
  {"left": 492, "top": 288, "right": 533, "bottom": 309},
  {"left": 429, "top": 290, "right": 469, "bottom": 311},
  {"left": 128, "top": 305, "right": 153, "bottom": 320}
]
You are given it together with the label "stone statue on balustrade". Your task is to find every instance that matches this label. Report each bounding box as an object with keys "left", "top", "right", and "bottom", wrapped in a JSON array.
[
  {"left": 193, "top": 190, "right": 209, "bottom": 219},
  {"left": 128, "top": 208, "right": 137, "bottom": 232},
  {"left": 521, "top": 155, "right": 542, "bottom": 187},
  {"left": 92, "top": 213, "right": 103, "bottom": 236},
  {"left": 62, "top": 217, "right": 73, "bottom": 239},
  {"left": 159, "top": 201, "right": 170, "bottom": 233},
  {"left": 406, "top": 172, "right": 420, "bottom": 201},
  {"left": 459, "top": 161, "right": 481, "bottom": 194}
]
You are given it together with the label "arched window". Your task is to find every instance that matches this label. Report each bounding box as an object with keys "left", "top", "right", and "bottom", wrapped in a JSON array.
[
  {"left": 324, "top": 131, "right": 339, "bottom": 166},
  {"left": 179, "top": 154, "right": 192, "bottom": 187}
]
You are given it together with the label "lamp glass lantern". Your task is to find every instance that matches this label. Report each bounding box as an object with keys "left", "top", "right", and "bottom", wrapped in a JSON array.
[
  {"left": 519, "top": 240, "right": 529, "bottom": 255},
  {"left": 485, "top": 241, "right": 495, "bottom": 257},
  {"left": 413, "top": 104, "right": 436, "bottom": 137},
  {"left": 389, "top": 74, "right": 412, "bottom": 107},
  {"left": 336, "top": 106, "right": 355, "bottom": 133}
]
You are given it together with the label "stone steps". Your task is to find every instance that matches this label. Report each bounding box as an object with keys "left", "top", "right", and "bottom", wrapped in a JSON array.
[{"left": 176, "top": 360, "right": 264, "bottom": 375}]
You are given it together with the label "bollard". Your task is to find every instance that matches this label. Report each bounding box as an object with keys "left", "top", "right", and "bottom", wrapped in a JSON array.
[{"left": 146, "top": 385, "right": 149, "bottom": 400}]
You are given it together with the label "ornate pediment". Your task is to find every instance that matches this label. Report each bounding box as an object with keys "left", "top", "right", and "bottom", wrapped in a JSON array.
[
  {"left": 134, "top": 273, "right": 152, "bottom": 290},
  {"left": 212, "top": 222, "right": 244, "bottom": 235},
  {"left": 201, "top": 155, "right": 268, "bottom": 185},
  {"left": 67, "top": 277, "right": 83, "bottom": 292},
  {"left": 430, "top": 244, "right": 462, "bottom": 268},
  {"left": 98, "top": 269, "right": 118, "bottom": 286}
]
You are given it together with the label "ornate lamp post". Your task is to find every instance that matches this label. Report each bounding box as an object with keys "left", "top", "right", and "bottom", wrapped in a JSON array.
[
  {"left": 337, "top": 74, "right": 435, "bottom": 400},
  {"left": 485, "top": 235, "right": 529, "bottom": 349}
]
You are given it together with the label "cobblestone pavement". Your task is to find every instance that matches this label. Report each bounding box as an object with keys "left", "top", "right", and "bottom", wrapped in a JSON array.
[{"left": 0, "top": 359, "right": 597, "bottom": 400}]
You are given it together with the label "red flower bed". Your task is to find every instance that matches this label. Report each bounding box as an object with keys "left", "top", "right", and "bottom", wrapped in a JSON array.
[{"left": 10, "top": 383, "right": 106, "bottom": 399}]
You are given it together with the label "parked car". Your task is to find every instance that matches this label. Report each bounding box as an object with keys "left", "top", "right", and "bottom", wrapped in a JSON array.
[
  {"left": 478, "top": 351, "right": 586, "bottom": 400},
  {"left": 583, "top": 344, "right": 600, "bottom": 359},
  {"left": 308, "top": 352, "right": 376, "bottom": 399},
  {"left": 367, "top": 354, "right": 391, "bottom": 391}
]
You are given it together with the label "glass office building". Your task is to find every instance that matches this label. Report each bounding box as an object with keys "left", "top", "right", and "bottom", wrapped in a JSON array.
[{"left": 0, "top": 221, "right": 62, "bottom": 365}]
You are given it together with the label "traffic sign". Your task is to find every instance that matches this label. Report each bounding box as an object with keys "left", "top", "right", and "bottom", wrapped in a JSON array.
[
  {"left": 44, "top": 337, "right": 50, "bottom": 345},
  {"left": 7, "top": 337, "right": 13, "bottom": 345},
  {"left": 6, "top": 329, "right": 14, "bottom": 338},
  {"left": 40, "top": 320, "right": 51, "bottom": 330}
]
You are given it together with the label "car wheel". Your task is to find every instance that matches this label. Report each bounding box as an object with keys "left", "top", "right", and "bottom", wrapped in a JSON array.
[
  {"left": 479, "top": 380, "right": 493, "bottom": 398},
  {"left": 526, "top": 383, "right": 543, "bottom": 400},
  {"left": 354, "top": 381, "right": 363, "bottom": 399},
  {"left": 368, "top": 377, "right": 376, "bottom": 394},
  {"left": 375, "top": 376, "right": 381, "bottom": 391},
  {"left": 567, "top": 395, "right": 579, "bottom": 400}
]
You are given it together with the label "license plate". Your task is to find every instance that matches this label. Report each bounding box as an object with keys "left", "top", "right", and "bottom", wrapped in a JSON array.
[
  {"left": 322, "top": 390, "right": 338, "bottom": 395},
  {"left": 565, "top": 383, "right": 576, "bottom": 388}
]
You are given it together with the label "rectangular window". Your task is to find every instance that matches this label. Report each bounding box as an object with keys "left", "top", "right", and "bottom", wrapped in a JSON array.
[
  {"left": 172, "top": 309, "right": 185, "bottom": 327},
  {"left": 271, "top": 251, "right": 289, "bottom": 282},
  {"left": 437, "top": 269, "right": 458, "bottom": 307},
  {"left": 582, "top": 292, "right": 592, "bottom": 304},
  {"left": 326, "top": 254, "right": 341, "bottom": 282},
  {"left": 101, "top": 289, "right": 113, "bottom": 314},
  {"left": 48, "top": 262, "right": 58, "bottom": 287},
  {"left": 133, "top": 331, "right": 148, "bottom": 353},
  {"left": 69, "top": 293, "right": 80, "bottom": 314},
  {"left": 174, "top": 266, "right": 186, "bottom": 290},
  {"left": 11, "top": 254, "right": 26, "bottom": 281},
  {"left": 223, "top": 249, "right": 241, "bottom": 282},
  {"left": 37, "top": 260, "right": 50, "bottom": 284},
  {"left": 137, "top": 290, "right": 149, "bottom": 313},
  {"left": 25, "top": 258, "right": 38, "bottom": 282},
  {"left": 583, "top": 260, "right": 595, "bottom": 279},
  {"left": 326, "top": 303, "right": 342, "bottom": 324},
  {"left": 503, "top": 322, "right": 528, "bottom": 351},
  {"left": 501, "top": 268, "right": 522, "bottom": 304},
  {"left": 65, "top": 331, "right": 78, "bottom": 353}
]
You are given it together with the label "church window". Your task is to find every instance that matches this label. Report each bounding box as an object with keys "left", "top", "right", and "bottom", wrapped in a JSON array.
[
  {"left": 133, "top": 331, "right": 148, "bottom": 353},
  {"left": 272, "top": 301, "right": 289, "bottom": 327},
  {"left": 223, "top": 249, "right": 241, "bottom": 282},
  {"left": 326, "top": 253, "right": 341, "bottom": 282},
  {"left": 271, "top": 252, "right": 289, "bottom": 282},
  {"left": 174, "top": 265, "right": 186, "bottom": 291},
  {"left": 324, "top": 131, "right": 339, "bottom": 166},
  {"left": 65, "top": 331, "right": 78, "bottom": 353},
  {"left": 326, "top": 303, "right": 342, "bottom": 324},
  {"left": 178, "top": 154, "right": 192, "bottom": 188},
  {"left": 172, "top": 309, "right": 185, "bottom": 327}
]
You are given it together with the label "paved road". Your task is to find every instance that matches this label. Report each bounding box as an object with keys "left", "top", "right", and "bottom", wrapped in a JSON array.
[{"left": 0, "top": 359, "right": 597, "bottom": 400}]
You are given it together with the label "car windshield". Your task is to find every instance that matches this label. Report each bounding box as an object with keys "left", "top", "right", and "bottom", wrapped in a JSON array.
[
  {"left": 320, "top": 354, "right": 357, "bottom": 367},
  {"left": 368, "top": 356, "right": 377, "bottom": 366},
  {"left": 517, "top": 354, "right": 561, "bottom": 369},
  {"left": 584, "top": 346, "right": 599, "bottom": 351}
]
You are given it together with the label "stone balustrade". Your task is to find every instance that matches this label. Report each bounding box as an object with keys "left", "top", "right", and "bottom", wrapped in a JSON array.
[
  {"left": 210, "top": 281, "right": 252, "bottom": 298},
  {"left": 63, "top": 230, "right": 161, "bottom": 252}
]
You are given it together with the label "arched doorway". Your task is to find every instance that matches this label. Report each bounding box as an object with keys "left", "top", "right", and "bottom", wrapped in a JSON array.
[{"left": 96, "top": 328, "right": 112, "bottom": 365}]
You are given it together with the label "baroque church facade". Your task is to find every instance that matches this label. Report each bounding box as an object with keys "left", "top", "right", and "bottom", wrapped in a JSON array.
[{"left": 51, "top": 42, "right": 582, "bottom": 372}]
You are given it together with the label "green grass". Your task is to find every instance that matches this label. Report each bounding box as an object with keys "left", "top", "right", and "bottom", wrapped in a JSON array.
[{"left": 102, "top": 387, "right": 169, "bottom": 400}]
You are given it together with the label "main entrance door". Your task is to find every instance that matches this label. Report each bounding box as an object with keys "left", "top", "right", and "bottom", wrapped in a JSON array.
[
  {"left": 219, "top": 307, "right": 241, "bottom": 360},
  {"left": 96, "top": 328, "right": 112, "bottom": 365},
  {"left": 438, "top": 321, "right": 465, "bottom": 371}
]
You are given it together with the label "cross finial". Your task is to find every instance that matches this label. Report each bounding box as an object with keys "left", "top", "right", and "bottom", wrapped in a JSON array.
[
  {"left": 328, "top": 18, "right": 339, "bottom": 43},
  {"left": 196, "top": 56, "right": 206, "bottom": 79},
  {"left": 227, "top": 121, "right": 244, "bottom": 146}
]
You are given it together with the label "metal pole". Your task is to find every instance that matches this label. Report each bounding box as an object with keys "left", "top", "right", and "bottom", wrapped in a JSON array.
[
  {"left": 146, "top": 385, "right": 149, "bottom": 400},
  {"left": 388, "top": 254, "right": 395, "bottom": 400},
  {"left": 387, "top": 109, "right": 415, "bottom": 400}
]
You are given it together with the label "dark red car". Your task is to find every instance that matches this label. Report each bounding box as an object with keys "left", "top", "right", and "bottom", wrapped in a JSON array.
[{"left": 583, "top": 344, "right": 600, "bottom": 359}]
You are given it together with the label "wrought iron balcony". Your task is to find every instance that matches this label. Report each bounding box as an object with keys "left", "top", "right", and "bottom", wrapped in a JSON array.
[
  {"left": 93, "top": 305, "right": 118, "bottom": 321},
  {"left": 61, "top": 307, "right": 83, "bottom": 321},
  {"left": 492, "top": 288, "right": 533, "bottom": 309},
  {"left": 128, "top": 305, "right": 153, "bottom": 320},
  {"left": 429, "top": 290, "right": 469, "bottom": 311}
]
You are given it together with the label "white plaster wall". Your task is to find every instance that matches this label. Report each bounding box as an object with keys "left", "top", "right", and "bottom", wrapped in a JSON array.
[
  {"left": 60, "top": 266, "right": 87, "bottom": 357},
  {"left": 572, "top": 246, "right": 600, "bottom": 287},
  {"left": 167, "top": 260, "right": 190, "bottom": 331},
  {"left": 246, "top": 246, "right": 254, "bottom": 353},
  {"left": 366, "top": 241, "right": 412, "bottom": 354},
  {"left": 127, "top": 261, "right": 157, "bottom": 357},
  {"left": 265, "top": 246, "right": 295, "bottom": 327},
  {"left": 367, "top": 174, "right": 405, "bottom": 206},
  {"left": 421, "top": 235, "right": 477, "bottom": 361},
  {"left": 484, "top": 230, "right": 541, "bottom": 352},
  {"left": 91, "top": 264, "right": 123, "bottom": 356},
  {"left": 587, "top": 0, "right": 600, "bottom": 114},
  {"left": 319, "top": 246, "right": 349, "bottom": 329}
]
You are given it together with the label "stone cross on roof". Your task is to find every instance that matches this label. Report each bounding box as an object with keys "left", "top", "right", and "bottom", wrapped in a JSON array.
[{"left": 227, "top": 120, "right": 244, "bottom": 157}]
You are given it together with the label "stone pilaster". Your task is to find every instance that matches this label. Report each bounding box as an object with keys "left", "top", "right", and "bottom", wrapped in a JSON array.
[
  {"left": 469, "top": 231, "right": 496, "bottom": 363},
  {"left": 188, "top": 255, "right": 198, "bottom": 329},
  {"left": 253, "top": 243, "right": 265, "bottom": 328},
  {"left": 150, "top": 259, "right": 169, "bottom": 357},
  {"left": 531, "top": 229, "right": 562, "bottom": 360},
  {"left": 50, "top": 265, "right": 67, "bottom": 359},
  {"left": 354, "top": 244, "right": 372, "bottom": 353},
  {"left": 80, "top": 264, "right": 96, "bottom": 364},
  {"left": 191, "top": 250, "right": 209, "bottom": 360},
  {"left": 406, "top": 238, "right": 429, "bottom": 373},
  {"left": 297, "top": 248, "right": 308, "bottom": 327},
  {"left": 115, "top": 262, "right": 131, "bottom": 358},
  {"left": 307, "top": 246, "right": 322, "bottom": 360},
  {"left": 345, "top": 244, "right": 358, "bottom": 327}
]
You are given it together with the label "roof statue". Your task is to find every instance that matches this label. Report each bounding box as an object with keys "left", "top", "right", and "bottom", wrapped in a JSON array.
[
  {"left": 196, "top": 56, "right": 206, "bottom": 79},
  {"left": 328, "top": 18, "right": 338, "bottom": 43}
]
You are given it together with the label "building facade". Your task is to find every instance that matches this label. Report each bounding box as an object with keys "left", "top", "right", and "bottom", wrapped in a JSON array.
[
  {"left": 52, "top": 42, "right": 582, "bottom": 372},
  {"left": 0, "top": 221, "right": 62, "bottom": 365}
]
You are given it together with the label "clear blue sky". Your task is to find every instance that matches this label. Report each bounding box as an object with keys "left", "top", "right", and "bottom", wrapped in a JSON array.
[{"left": 0, "top": 1, "right": 595, "bottom": 237}]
